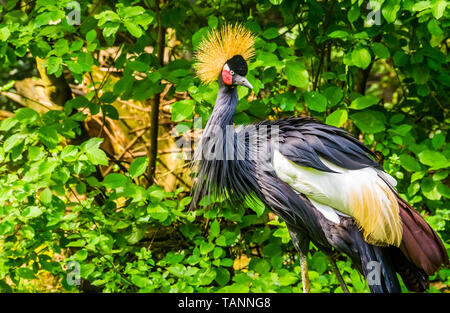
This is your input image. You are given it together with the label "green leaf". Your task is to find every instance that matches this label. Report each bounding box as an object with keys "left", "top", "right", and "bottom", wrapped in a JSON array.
[
  {"left": 274, "top": 92, "right": 297, "bottom": 111},
  {"left": 3, "top": 134, "right": 23, "bottom": 152},
  {"left": 328, "top": 30, "right": 349, "bottom": 38},
  {"left": 15, "top": 108, "right": 39, "bottom": 123},
  {"left": 200, "top": 241, "right": 215, "bottom": 254},
  {"left": 147, "top": 204, "right": 169, "bottom": 222},
  {"left": 65, "top": 96, "right": 90, "bottom": 114},
  {"left": 427, "top": 19, "right": 443, "bottom": 36},
  {"left": 74, "top": 249, "right": 88, "bottom": 261},
  {"left": 83, "top": 138, "right": 108, "bottom": 166},
  {"left": 412, "top": 1, "right": 431, "bottom": 12},
  {"left": 421, "top": 177, "right": 441, "bottom": 200},
  {"left": 215, "top": 267, "right": 230, "bottom": 286},
  {"left": 351, "top": 111, "right": 386, "bottom": 133},
  {"left": 285, "top": 60, "right": 309, "bottom": 88},
  {"left": 103, "top": 173, "right": 128, "bottom": 188},
  {"left": 207, "top": 16, "right": 218, "bottom": 28},
  {"left": 67, "top": 61, "right": 83, "bottom": 74},
  {"left": 418, "top": 150, "right": 448, "bottom": 170},
  {"left": 127, "top": 60, "right": 150, "bottom": 72},
  {"left": 132, "top": 79, "right": 164, "bottom": 100},
  {"left": 278, "top": 269, "right": 298, "bottom": 286},
  {"left": 371, "top": 43, "right": 390, "bottom": 59},
  {"left": 76, "top": 182, "right": 87, "bottom": 194},
  {"left": 197, "top": 267, "right": 216, "bottom": 286},
  {"left": 192, "top": 27, "right": 209, "bottom": 50},
  {"left": 124, "top": 21, "right": 143, "bottom": 38},
  {"left": 392, "top": 124, "right": 412, "bottom": 136},
  {"left": 22, "top": 206, "right": 43, "bottom": 219},
  {"left": 172, "top": 100, "right": 194, "bottom": 122},
  {"left": 432, "top": 0, "right": 446, "bottom": 19},
  {"left": 129, "top": 157, "right": 147, "bottom": 179},
  {"left": 0, "top": 117, "right": 18, "bottom": 131},
  {"left": 28, "top": 146, "right": 43, "bottom": 161},
  {"left": 86, "top": 29, "right": 97, "bottom": 43},
  {"left": 209, "top": 219, "right": 220, "bottom": 239},
  {"left": 101, "top": 105, "right": 119, "bottom": 120},
  {"left": 114, "top": 75, "right": 134, "bottom": 95},
  {"left": 432, "top": 133, "right": 445, "bottom": 150},
  {"left": 46, "top": 56, "right": 63, "bottom": 75},
  {"left": 263, "top": 27, "right": 279, "bottom": 39},
  {"left": 382, "top": 0, "right": 400, "bottom": 23},
  {"left": 269, "top": 0, "right": 283, "bottom": 5},
  {"left": 40, "top": 188, "right": 53, "bottom": 204},
  {"left": 0, "top": 26, "right": 11, "bottom": 41},
  {"left": 0, "top": 221, "right": 14, "bottom": 236},
  {"left": 350, "top": 95, "right": 380, "bottom": 110},
  {"left": 86, "top": 147, "right": 108, "bottom": 165},
  {"left": 38, "top": 126, "right": 59, "bottom": 149},
  {"left": 304, "top": 92, "right": 327, "bottom": 112},
  {"left": 21, "top": 225, "right": 35, "bottom": 239},
  {"left": 131, "top": 275, "right": 151, "bottom": 288},
  {"left": 119, "top": 6, "right": 145, "bottom": 18},
  {"left": 53, "top": 39, "right": 69, "bottom": 56},
  {"left": 393, "top": 51, "right": 409, "bottom": 67},
  {"left": 61, "top": 145, "right": 78, "bottom": 162},
  {"left": 180, "top": 196, "right": 192, "bottom": 207},
  {"left": 437, "top": 182, "right": 450, "bottom": 198},
  {"left": 433, "top": 170, "right": 448, "bottom": 181},
  {"left": 347, "top": 6, "right": 360, "bottom": 23},
  {"left": 322, "top": 86, "right": 343, "bottom": 107},
  {"left": 351, "top": 47, "right": 371, "bottom": 69},
  {"left": 254, "top": 259, "right": 271, "bottom": 274},
  {"left": 124, "top": 224, "right": 145, "bottom": 245},
  {"left": 399, "top": 154, "right": 421, "bottom": 172},
  {"left": 326, "top": 109, "right": 348, "bottom": 127},
  {"left": 67, "top": 239, "right": 86, "bottom": 247},
  {"left": 17, "top": 268, "right": 36, "bottom": 280},
  {"left": 262, "top": 67, "right": 277, "bottom": 84}
]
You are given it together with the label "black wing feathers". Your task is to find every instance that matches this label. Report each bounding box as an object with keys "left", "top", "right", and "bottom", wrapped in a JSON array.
[{"left": 260, "top": 117, "right": 380, "bottom": 171}]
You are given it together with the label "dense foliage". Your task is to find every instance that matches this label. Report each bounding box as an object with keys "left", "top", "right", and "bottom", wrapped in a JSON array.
[{"left": 0, "top": 0, "right": 448, "bottom": 293}]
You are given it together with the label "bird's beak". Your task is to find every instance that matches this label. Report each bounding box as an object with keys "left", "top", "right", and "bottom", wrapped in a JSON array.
[{"left": 234, "top": 75, "right": 253, "bottom": 89}]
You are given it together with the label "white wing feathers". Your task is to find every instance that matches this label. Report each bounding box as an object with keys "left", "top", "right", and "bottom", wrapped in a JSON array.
[{"left": 272, "top": 149, "right": 402, "bottom": 247}]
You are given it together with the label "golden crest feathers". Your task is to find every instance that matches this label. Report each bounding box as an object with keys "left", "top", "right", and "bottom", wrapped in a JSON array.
[{"left": 194, "top": 24, "right": 255, "bottom": 84}]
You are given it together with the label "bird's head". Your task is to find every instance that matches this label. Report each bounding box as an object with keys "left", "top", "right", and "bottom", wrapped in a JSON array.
[
  {"left": 221, "top": 55, "right": 253, "bottom": 89},
  {"left": 194, "top": 24, "right": 255, "bottom": 89}
]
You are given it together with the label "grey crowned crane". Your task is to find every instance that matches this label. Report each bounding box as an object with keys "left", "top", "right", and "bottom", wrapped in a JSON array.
[{"left": 191, "top": 24, "right": 448, "bottom": 293}]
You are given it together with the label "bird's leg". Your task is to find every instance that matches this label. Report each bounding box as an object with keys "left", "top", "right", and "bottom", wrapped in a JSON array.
[
  {"left": 299, "top": 251, "right": 310, "bottom": 293},
  {"left": 287, "top": 229, "right": 310, "bottom": 293},
  {"left": 327, "top": 254, "right": 350, "bottom": 293}
]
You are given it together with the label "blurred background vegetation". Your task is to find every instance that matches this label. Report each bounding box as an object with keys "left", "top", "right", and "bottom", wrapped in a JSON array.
[{"left": 0, "top": 0, "right": 448, "bottom": 293}]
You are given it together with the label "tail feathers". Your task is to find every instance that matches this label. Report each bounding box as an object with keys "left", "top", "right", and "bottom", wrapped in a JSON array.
[
  {"left": 390, "top": 247, "right": 429, "bottom": 292},
  {"left": 397, "top": 196, "right": 449, "bottom": 275},
  {"left": 351, "top": 227, "right": 401, "bottom": 293}
]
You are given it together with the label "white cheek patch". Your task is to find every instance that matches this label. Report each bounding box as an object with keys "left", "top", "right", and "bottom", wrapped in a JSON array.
[{"left": 223, "top": 63, "right": 230, "bottom": 71}]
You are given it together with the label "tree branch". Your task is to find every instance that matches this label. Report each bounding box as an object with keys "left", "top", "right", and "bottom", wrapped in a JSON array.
[{"left": 147, "top": 0, "right": 166, "bottom": 185}]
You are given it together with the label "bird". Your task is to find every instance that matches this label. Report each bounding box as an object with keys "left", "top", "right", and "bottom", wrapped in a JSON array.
[{"left": 191, "top": 24, "right": 449, "bottom": 293}]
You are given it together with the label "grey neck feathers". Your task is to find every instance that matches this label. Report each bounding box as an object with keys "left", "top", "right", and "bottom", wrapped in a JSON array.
[
  {"left": 192, "top": 79, "right": 259, "bottom": 207},
  {"left": 204, "top": 79, "right": 238, "bottom": 129}
]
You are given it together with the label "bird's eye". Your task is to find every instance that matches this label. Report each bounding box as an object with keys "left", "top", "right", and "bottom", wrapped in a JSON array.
[{"left": 230, "top": 70, "right": 235, "bottom": 75}]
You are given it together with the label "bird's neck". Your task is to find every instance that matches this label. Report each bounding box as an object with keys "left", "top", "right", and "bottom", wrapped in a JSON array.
[
  {"left": 205, "top": 80, "right": 238, "bottom": 130},
  {"left": 193, "top": 79, "right": 259, "bottom": 205}
]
